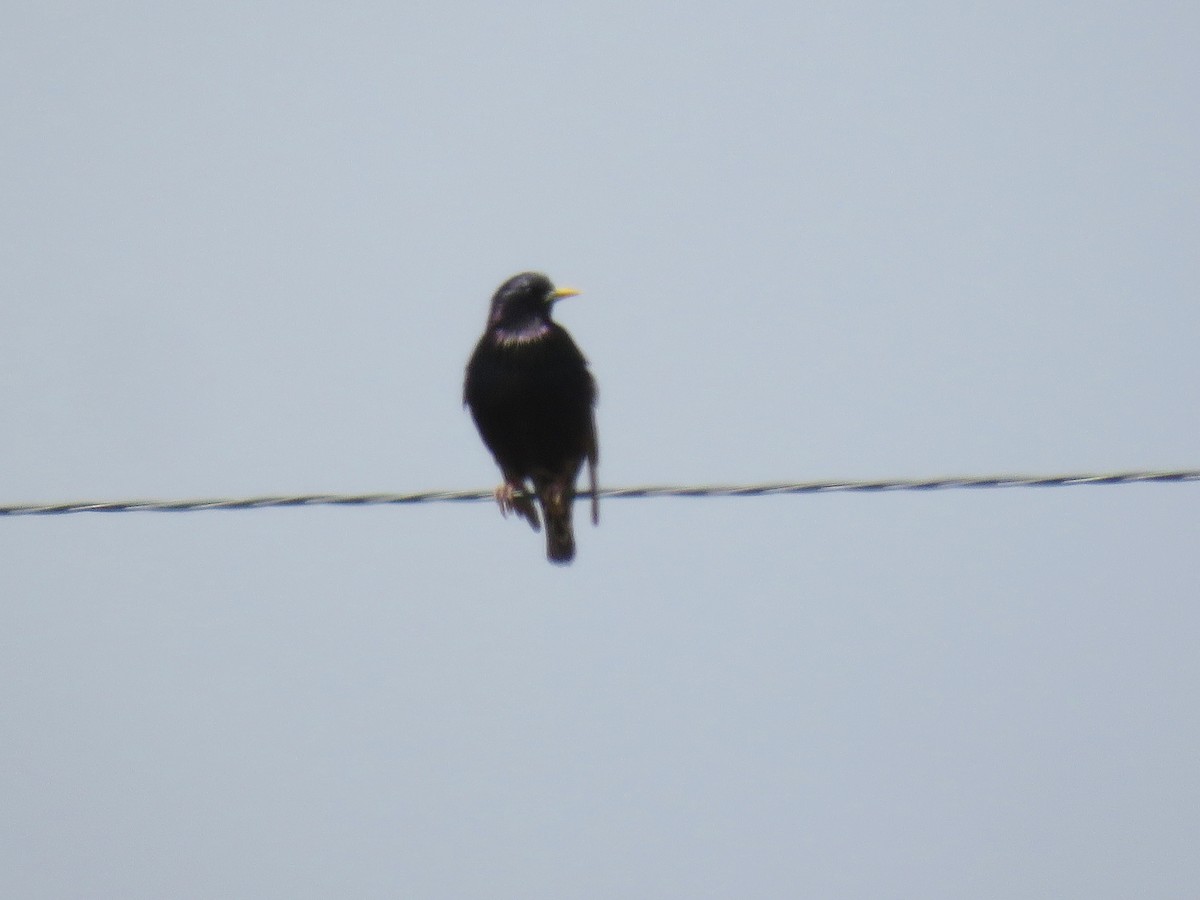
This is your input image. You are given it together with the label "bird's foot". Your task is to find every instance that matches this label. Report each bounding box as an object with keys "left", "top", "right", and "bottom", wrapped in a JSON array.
[{"left": 495, "top": 482, "right": 540, "bottom": 531}]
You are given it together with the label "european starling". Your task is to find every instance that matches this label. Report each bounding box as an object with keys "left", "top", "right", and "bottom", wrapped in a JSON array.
[{"left": 464, "top": 272, "right": 599, "bottom": 565}]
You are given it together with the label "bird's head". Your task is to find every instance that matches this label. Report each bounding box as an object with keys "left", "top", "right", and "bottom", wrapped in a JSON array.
[{"left": 486, "top": 272, "right": 581, "bottom": 339}]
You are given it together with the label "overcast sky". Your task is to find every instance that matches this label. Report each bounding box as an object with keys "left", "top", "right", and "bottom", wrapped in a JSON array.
[{"left": 2, "top": 2, "right": 1198, "bottom": 897}]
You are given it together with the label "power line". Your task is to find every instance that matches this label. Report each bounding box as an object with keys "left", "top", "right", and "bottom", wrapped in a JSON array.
[{"left": 0, "top": 469, "right": 1196, "bottom": 517}]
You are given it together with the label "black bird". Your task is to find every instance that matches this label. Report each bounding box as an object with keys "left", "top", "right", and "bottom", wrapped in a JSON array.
[{"left": 464, "top": 272, "right": 599, "bottom": 565}]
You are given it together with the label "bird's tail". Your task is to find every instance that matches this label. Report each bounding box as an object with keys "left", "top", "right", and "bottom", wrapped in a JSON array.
[{"left": 540, "top": 483, "right": 576, "bottom": 565}]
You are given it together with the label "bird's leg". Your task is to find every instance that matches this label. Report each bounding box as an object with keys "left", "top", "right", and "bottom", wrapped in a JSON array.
[{"left": 495, "top": 480, "right": 540, "bottom": 532}]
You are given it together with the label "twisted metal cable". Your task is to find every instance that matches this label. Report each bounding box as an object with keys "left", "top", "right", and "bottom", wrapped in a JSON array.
[{"left": 0, "top": 469, "right": 1196, "bottom": 517}]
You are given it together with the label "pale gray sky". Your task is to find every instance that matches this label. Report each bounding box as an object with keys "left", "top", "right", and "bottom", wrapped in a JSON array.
[{"left": 2, "top": 2, "right": 1198, "bottom": 897}]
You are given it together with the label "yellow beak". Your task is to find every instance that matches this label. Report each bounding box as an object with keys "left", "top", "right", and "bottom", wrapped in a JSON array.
[{"left": 548, "top": 286, "right": 582, "bottom": 302}]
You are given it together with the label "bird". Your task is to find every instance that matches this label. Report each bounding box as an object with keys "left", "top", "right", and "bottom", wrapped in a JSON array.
[{"left": 463, "top": 272, "right": 599, "bottom": 565}]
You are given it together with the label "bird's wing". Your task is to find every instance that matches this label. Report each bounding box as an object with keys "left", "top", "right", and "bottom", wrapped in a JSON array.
[{"left": 587, "top": 415, "right": 599, "bottom": 526}]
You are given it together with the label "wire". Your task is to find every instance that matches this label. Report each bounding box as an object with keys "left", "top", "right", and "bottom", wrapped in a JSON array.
[{"left": 0, "top": 469, "right": 1196, "bottom": 517}]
